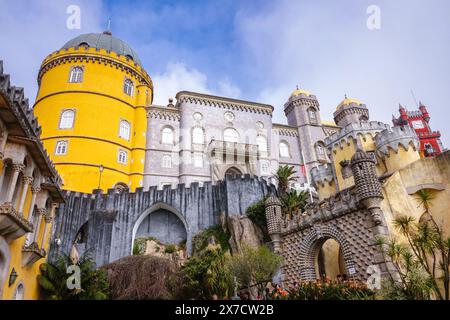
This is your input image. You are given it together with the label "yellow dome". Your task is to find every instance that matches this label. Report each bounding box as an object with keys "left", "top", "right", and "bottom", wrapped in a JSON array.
[
  {"left": 336, "top": 96, "right": 364, "bottom": 110},
  {"left": 290, "top": 88, "right": 311, "bottom": 98}
]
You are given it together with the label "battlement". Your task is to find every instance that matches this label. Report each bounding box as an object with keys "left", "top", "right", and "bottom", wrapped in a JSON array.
[
  {"left": 311, "top": 164, "right": 334, "bottom": 186},
  {"left": 375, "top": 125, "right": 419, "bottom": 157},
  {"left": 38, "top": 46, "right": 152, "bottom": 86},
  {"left": 281, "top": 188, "right": 359, "bottom": 235},
  {"left": 325, "top": 121, "right": 389, "bottom": 148}
]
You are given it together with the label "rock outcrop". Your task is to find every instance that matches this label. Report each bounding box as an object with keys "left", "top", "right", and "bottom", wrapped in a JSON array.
[{"left": 227, "top": 216, "right": 264, "bottom": 254}]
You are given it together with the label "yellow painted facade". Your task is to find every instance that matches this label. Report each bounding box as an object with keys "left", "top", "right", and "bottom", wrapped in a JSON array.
[
  {"left": 34, "top": 45, "right": 153, "bottom": 193},
  {"left": 0, "top": 63, "right": 64, "bottom": 300}
]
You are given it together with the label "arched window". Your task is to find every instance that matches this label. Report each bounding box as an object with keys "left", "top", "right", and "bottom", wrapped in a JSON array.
[
  {"left": 279, "top": 142, "right": 290, "bottom": 158},
  {"left": 223, "top": 128, "right": 239, "bottom": 143},
  {"left": 162, "top": 155, "right": 172, "bottom": 168},
  {"left": 192, "top": 127, "right": 205, "bottom": 144},
  {"left": 119, "top": 120, "right": 131, "bottom": 140},
  {"left": 59, "top": 110, "right": 75, "bottom": 129},
  {"left": 118, "top": 150, "right": 127, "bottom": 164},
  {"left": 256, "top": 135, "right": 268, "bottom": 153},
  {"left": 113, "top": 182, "right": 129, "bottom": 194},
  {"left": 308, "top": 107, "right": 317, "bottom": 123},
  {"left": 14, "top": 283, "right": 24, "bottom": 300},
  {"left": 123, "top": 78, "right": 134, "bottom": 96},
  {"left": 161, "top": 127, "right": 174, "bottom": 145},
  {"left": 315, "top": 142, "right": 326, "bottom": 159},
  {"left": 55, "top": 141, "right": 68, "bottom": 155},
  {"left": 69, "top": 66, "right": 83, "bottom": 83}
]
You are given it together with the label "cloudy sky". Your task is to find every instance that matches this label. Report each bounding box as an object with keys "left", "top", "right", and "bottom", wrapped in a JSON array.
[{"left": 1, "top": 0, "right": 449, "bottom": 146}]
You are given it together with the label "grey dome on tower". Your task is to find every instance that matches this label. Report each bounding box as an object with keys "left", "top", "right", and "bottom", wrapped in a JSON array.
[{"left": 62, "top": 32, "right": 142, "bottom": 66}]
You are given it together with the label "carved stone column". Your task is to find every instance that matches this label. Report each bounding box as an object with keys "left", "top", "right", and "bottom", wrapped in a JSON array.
[
  {"left": 32, "top": 208, "right": 47, "bottom": 243},
  {"left": 5, "top": 163, "right": 25, "bottom": 203},
  {"left": 18, "top": 176, "right": 33, "bottom": 214},
  {"left": 40, "top": 213, "right": 53, "bottom": 249},
  {"left": 27, "top": 186, "right": 41, "bottom": 222}
]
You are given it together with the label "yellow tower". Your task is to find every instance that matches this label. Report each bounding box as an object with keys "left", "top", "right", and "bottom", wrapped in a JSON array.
[{"left": 34, "top": 32, "right": 153, "bottom": 193}]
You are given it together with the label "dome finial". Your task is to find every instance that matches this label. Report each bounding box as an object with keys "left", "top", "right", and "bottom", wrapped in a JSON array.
[
  {"left": 296, "top": 84, "right": 299, "bottom": 90},
  {"left": 103, "top": 18, "right": 112, "bottom": 35},
  {"left": 344, "top": 93, "right": 348, "bottom": 99}
]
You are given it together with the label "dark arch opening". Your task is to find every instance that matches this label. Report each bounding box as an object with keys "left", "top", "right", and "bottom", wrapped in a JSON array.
[{"left": 225, "top": 167, "right": 242, "bottom": 177}]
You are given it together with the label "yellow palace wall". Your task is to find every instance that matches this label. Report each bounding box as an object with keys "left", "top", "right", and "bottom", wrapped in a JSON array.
[{"left": 1, "top": 185, "right": 56, "bottom": 300}]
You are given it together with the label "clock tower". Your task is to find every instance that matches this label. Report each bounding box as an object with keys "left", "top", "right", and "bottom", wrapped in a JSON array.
[{"left": 393, "top": 103, "right": 444, "bottom": 157}]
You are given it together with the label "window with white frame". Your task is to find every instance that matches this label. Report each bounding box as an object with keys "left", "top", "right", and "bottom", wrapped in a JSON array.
[
  {"left": 69, "top": 66, "right": 83, "bottom": 83},
  {"left": 55, "top": 141, "right": 68, "bottom": 155},
  {"left": 315, "top": 142, "right": 326, "bottom": 159},
  {"left": 119, "top": 120, "right": 131, "bottom": 140},
  {"left": 308, "top": 108, "right": 317, "bottom": 123},
  {"left": 161, "top": 127, "right": 174, "bottom": 144},
  {"left": 162, "top": 155, "right": 172, "bottom": 168},
  {"left": 118, "top": 150, "right": 127, "bottom": 164},
  {"left": 261, "top": 162, "right": 270, "bottom": 174},
  {"left": 256, "top": 135, "right": 268, "bottom": 153},
  {"left": 279, "top": 142, "right": 290, "bottom": 158},
  {"left": 192, "top": 127, "right": 204, "bottom": 144},
  {"left": 193, "top": 153, "right": 203, "bottom": 168},
  {"left": 123, "top": 78, "right": 134, "bottom": 96},
  {"left": 224, "top": 128, "right": 239, "bottom": 143},
  {"left": 59, "top": 109, "right": 75, "bottom": 129}
]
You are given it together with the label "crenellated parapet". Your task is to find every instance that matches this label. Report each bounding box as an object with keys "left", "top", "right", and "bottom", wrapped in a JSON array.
[
  {"left": 325, "top": 121, "right": 389, "bottom": 150},
  {"left": 310, "top": 164, "right": 334, "bottom": 187},
  {"left": 375, "top": 125, "right": 420, "bottom": 158},
  {"left": 280, "top": 188, "right": 359, "bottom": 235}
]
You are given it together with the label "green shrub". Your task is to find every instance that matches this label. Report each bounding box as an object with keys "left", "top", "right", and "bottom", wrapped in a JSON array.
[
  {"left": 192, "top": 224, "right": 230, "bottom": 255},
  {"left": 164, "top": 244, "right": 177, "bottom": 254},
  {"left": 38, "top": 253, "right": 109, "bottom": 300},
  {"left": 246, "top": 198, "right": 267, "bottom": 228},
  {"left": 284, "top": 280, "right": 375, "bottom": 300}
]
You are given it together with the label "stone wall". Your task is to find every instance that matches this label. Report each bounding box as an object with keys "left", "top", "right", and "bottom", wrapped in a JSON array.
[
  {"left": 49, "top": 175, "right": 276, "bottom": 267},
  {"left": 279, "top": 188, "right": 388, "bottom": 284}
]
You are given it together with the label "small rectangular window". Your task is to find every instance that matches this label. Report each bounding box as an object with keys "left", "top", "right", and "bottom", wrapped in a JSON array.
[
  {"left": 55, "top": 140, "right": 68, "bottom": 155},
  {"left": 118, "top": 150, "right": 128, "bottom": 164}
]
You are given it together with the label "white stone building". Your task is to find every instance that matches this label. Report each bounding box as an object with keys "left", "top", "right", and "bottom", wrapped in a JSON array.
[{"left": 143, "top": 89, "right": 340, "bottom": 189}]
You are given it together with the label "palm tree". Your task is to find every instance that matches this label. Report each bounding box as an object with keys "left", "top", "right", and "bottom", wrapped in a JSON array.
[
  {"left": 274, "top": 165, "right": 297, "bottom": 195},
  {"left": 281, "top": 190, "right": 309, "bottom": 219},
  {"left": 38, "top": 253, "right": 109, "bottom": 300}
]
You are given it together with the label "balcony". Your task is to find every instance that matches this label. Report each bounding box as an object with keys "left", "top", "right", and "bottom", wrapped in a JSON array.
[
  {"left": 208, "top": 140, "right": 259, "bottom": 158},
  {"left": 0, "top": 203, "right": 33, "bottom": 243},
  {"left": 22, "top": 242, "right": 46, "bottom": 267}
]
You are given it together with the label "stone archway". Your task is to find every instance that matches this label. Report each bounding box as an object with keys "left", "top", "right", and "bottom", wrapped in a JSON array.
[
  {"left": 298, "top": 226, "right": 356, "bottom": 281},
  {"left": 131, "top": 203, "right": 190, "bottom": 255},
  {"left": 225, "top": 166, "right": 242, "bottom": 176},
  {"left": 0, "top": 236, "right": 11, "bottom": 299}
]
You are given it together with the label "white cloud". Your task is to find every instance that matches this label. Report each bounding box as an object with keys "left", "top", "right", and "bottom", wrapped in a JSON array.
[
  {"left": 235, "top": 0, "right": 450, "bottom": 145},
  {"left": 152, "top": 62, "right": 241, "bottom": 105},
  {"left": 0, "top": 0, "right": 104, "bottom": 104}
]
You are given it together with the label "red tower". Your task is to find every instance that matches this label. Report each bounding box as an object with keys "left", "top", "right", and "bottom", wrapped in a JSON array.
[{"left": 392, "top": 102, "right": 444, "bottom": 157}]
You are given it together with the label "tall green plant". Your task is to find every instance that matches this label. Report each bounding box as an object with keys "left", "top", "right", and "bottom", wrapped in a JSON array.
[
  {"left": 274, "top": 165, "right": 297, "bottom": 195},
  {"left": 228, "top": 245, "right": 282, "bottom": 297},
  {"left": 281, "top": 190, "right": 308, "bottom": 218},
  {"left": 377, "top": 190, "right": 450, "bottom": 300},
  {"left": 38, "top": 253, "right": 109, "bottom": 300}
]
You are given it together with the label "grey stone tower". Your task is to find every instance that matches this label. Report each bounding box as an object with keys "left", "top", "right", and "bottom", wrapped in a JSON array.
[
  {"left": 350, "top": 149, "right": 383, "bottom": 225},
  {"left": 265, "top": 195, "right": 283, "bottom": 253},
  {"left": 284, "top": 89, "right": 328, "bottom": 172}
]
